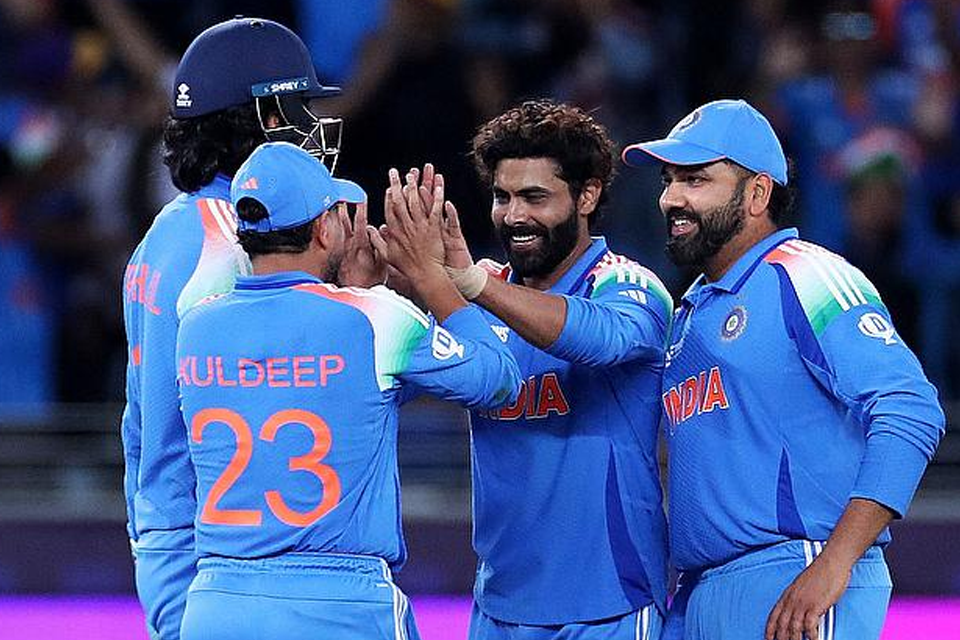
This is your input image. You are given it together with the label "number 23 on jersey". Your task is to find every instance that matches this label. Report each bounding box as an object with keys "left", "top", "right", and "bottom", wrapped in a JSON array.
[{"left": 190, "top": 408, "right": 342, "bottom": 528}]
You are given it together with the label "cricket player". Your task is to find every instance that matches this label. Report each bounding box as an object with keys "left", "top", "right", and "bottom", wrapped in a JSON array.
[
  {"left": 435, "top": 100, "right": 671, "bottom": 640},
  {"left": 622, "top": 99, "right": 945, "bottom": 640},
  {"left": 121, "top": 17, "right": 345, "bottom": 639},
  {"left": 176, "top": 141, "right": 521, "bottom": 640}
]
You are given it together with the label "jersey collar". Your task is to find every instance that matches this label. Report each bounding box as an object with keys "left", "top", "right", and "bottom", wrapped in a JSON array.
[
  {"left": 681, "top": 227, "right": 798, "bottom": 300},
  {"left": 200, "top": 173, "right": 233, "bottom": 201},
  {"left": 509, "top": 236, "right": 609, "bottom": 295},
  {"left": 235, "top": 271, "right": 322, "bottom": 290}
]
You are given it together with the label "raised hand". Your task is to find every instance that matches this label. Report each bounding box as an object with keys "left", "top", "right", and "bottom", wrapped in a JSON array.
[
  {"left": 337, "top": 202, "right": 387, "bottom": 288},
  {"left": 408, "top": 163, "right": 437, "bottom": 213},
  {"left": 441, "top": 200, "right": 474, "bottom": 270},
  {"left": 383, "top": 167, "right": 445, "bottom": 280},
  {"left": 382, "top": 166, "right": 466, "bottom": 322}
]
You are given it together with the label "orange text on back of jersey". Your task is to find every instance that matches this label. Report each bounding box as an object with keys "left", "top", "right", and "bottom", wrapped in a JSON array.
[
  {"left": 179, "top": 355, "right": 345, "bottom": 389},
  {"left": 124, "top": 263, "right": 161, "bottom": 315}
]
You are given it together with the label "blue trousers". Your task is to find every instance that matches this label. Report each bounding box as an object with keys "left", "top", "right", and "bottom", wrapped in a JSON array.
[
  {"left": 666, "top": 541, "right": 892, "bottom": 640},
  {"left": 470, "top": 602, "right": 663, "bottom": 640},
  {"left": 133, "top": 528, "right": 197, "bottom": 640},
  {"left": 180, "top": 552, "right": 420, "bottom": 640}
]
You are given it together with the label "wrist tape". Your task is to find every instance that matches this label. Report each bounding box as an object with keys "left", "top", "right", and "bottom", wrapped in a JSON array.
[{"left": 445, "top": 265, "right": 488, "bottom": 300}]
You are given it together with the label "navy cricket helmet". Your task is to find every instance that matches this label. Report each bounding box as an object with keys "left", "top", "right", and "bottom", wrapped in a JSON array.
[{"left": 173, "top": 17, "right": 343, "bottom": 170}]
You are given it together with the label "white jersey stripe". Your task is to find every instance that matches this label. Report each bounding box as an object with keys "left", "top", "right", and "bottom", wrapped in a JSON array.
[
  {"left": 780, "top": 244, "right": 851, "bottom": 311},
  {"left": 207, "top": 198, "right": 237, "bottom": 241},
  {"left": 789, "top": 242, "right": 861, "bottom": 309},
  {"left": 839, "top": 263, "right": 869, "bottom": 305},
  {"left": 322, "top": 283, "right": 431, "bottom": 328},
  {"left": 806, "top": 542, "right": 835, "bottom": 640},
  {"left": 811, "top": 253, "right": 860, "bottom": 308},
  {"left": 391, "top": 582, "right": 404, "bottom": 640}
]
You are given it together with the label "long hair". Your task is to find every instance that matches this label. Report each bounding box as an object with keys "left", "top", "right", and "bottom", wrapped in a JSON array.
[{"left": 162, "top": 103, "right": 266, "bottom": 193}]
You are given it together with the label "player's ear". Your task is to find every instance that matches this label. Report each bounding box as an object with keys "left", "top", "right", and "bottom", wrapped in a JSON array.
[
  {"left": 748, "top": 173, "right": 773, "bottom": 217},
  {"left": 577, "top": 178, "right": 602, "bottom": 217},
  {"left": 313, "top": 214, "right": 330, "bottom": 248},
  {"left": 317, "top": 205, "right": 347, "bottom": 249}
]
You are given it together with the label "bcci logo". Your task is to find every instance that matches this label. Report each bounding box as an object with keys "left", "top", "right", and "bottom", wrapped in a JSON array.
[
  {"left": 673, "top": 108, "right": 702, "bottom": 134},
  {"left": 176, "top": 83, "right": 192, "bottom": 108},
  {"left": 721, "top": 306, "right": 747, "bottom": 341},
  {"left": 858, "top": 312, "right": 897, "bottom": 345}
]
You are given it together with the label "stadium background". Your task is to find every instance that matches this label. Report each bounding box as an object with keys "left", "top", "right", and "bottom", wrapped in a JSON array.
[{"left": 0, "top": 0, "right": 958, "bottom": 637}]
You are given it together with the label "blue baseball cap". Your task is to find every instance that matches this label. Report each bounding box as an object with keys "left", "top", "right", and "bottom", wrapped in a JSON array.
[
  {"left": 622, "top": 99, "right": 788, "bottom": 185},
  {"left": 232, "top": 142, "right": 366, "bottom": 233},
  {"left": 173, "top": 17, "right": 340, "bottom": 118}
]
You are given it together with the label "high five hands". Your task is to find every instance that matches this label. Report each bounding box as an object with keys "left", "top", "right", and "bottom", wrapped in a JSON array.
[{"left": 337, "top": 200, "right": 388, "bottom": 288}]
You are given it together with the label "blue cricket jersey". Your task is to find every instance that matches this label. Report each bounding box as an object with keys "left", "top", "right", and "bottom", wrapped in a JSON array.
[
  {"left": 470, "top": 237, "right": 673, "bottom": 625},
  {"left": 664, "top": 228, "right": 945, "bottom": 573},
  {"left": 122, "top": 175, "right": 250, "bottom": 542},
  {"left": 176, "top": 272, "right": 520, "bottom": 566}
]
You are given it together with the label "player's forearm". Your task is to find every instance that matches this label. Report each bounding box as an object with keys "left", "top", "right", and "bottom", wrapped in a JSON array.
[
  {"left": 816, "top": 498, "right": 895, "bottom": 572},
  {"left": 410, "top": 265, "right": 468, "bottom": 323},
  {"left": 473, "top": 276, "right": 566, "bottom": 349}
]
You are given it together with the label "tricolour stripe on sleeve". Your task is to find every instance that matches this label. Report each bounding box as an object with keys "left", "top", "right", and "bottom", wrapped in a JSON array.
[
  {"left": 177, "top": 198, "right": 251, "bottom": 319},
  {"left": 764, "top": 239, "right": 884, "bottom": 336},
  {"left": 294, "top": 283, "right": 429, "bottom": 391},
  {"left": 588, "top": 252, "right": 674, "bottom": 315}
]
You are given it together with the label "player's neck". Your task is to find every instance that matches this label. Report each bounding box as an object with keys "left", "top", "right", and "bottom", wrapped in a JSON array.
[{"left": 252, "top": 252, "right": 327, "bottom": 281}]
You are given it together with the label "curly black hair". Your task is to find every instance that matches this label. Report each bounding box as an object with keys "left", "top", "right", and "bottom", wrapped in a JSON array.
[
  {"left": 471, "top": 99, "right": 616, "bottom": 218},
  {"left": 162, "top": 103, "right": 267, "bottom": 193}
]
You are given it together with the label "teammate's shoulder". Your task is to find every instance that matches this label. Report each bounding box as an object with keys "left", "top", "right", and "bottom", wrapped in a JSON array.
[
  {"left": 180, "top": 291, "right": 230, "bottom": 323},
  {"left": 763, "top": 238, "right": 884, "bottom": 333},
  {"left": 763, "top": 238, "right": 875, "bottom": 290},
  {"left": 293, "top": 282, "right": 430, "bottom": 328},
  {"left": 477, "top": 258, "right": 510, "bottom": 281},
  {"left": 147, "top": 192, "right": 229, "bottom": 237},
  {"left": 587, "top": 251, "right": 673, "bottom": 306},
  {"left": 588, "top": 250, "right": 661, "bottom": 280}
]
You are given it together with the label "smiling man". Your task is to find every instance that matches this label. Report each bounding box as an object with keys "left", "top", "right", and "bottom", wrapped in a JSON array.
[
  {"left": 622, "top": 99, "right": 945, "bottom": 640},
  {"left": 437, "top": 99, "right": 673, "bottom": 640}
]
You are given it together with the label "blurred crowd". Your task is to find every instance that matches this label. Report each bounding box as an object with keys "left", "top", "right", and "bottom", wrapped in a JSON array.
[{"left": 1, "top": 0, "right": 959, "bottom": 415}]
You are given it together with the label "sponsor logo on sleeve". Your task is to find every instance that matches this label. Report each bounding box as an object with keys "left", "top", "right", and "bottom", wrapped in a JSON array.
[
  {"left": 431, "top": 326, "right": 465, "bottom": 360},
  {"left": 857, "top": 312, "right": 897, "bottom": 345}
]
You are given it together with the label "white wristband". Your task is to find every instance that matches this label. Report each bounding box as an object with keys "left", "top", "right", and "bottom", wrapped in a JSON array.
[{"left": 445, "top": 265, "right": 488, "bottom": 300}]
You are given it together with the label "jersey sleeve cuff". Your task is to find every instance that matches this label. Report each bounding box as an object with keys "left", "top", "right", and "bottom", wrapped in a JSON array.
[{"left": 850, "top": 431, "right": 931, "bottom": 518}]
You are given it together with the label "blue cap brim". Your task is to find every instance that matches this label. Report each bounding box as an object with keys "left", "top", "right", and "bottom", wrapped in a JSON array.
[
  {"left": 333, "top": 178, "right": 366, "bottom": 205},
  {"left": 622, "top": 139, "right": 726, "bottom": 168}
]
